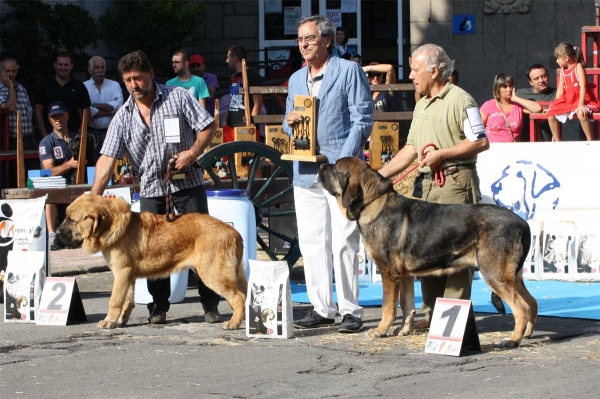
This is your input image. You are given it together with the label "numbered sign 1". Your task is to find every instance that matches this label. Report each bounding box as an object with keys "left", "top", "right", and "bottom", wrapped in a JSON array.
[
  {"left": 425, "top": 298, "right": 480, "bottom": 356},
  {"left": 37, "top": 277, "right": 87, "bottom": 326}
]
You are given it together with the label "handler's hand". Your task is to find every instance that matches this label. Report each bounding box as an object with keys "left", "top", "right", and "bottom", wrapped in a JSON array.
[
  {"left": 174, "top": 149, "right": 199, "bottom": 170},
  {"left": 67, "top": 157, "right": 79, "bottom": 169},
  {"left": 419, "top": 149, "right": 443, "bottom": 169},
  {"left": 286, "top": 111, "right": 302, "bottom": 126}
]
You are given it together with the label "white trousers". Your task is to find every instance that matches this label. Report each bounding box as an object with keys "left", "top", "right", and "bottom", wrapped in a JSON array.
[{"left": 294, "top": 183, "right": 363, "bottom": 319}]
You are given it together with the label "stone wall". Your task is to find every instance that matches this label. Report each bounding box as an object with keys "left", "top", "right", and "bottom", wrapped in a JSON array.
[{"left": 409, "top": 0, "right": 596, "bottom": 105}]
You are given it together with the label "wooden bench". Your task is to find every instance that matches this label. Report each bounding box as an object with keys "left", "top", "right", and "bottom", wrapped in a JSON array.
[{"left": 529, "top": 112, "right": 600, "bottom": 141}]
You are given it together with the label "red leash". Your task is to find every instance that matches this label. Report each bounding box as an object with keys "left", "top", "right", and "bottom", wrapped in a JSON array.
[{"left": 392, "top": 143, "right": 444, "bottom": 187}]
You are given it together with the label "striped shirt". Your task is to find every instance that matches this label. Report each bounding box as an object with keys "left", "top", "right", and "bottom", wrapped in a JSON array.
[
  {"left": 0, "top": 81, "right": 34, "bottom": 137},
  {"left": 102, "top": 84, "right": 214, "bottom": 198}
]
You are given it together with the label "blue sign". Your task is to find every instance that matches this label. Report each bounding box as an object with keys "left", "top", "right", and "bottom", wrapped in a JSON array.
[{"left": 452, "top": 15, "right": 475, "bottom": 35}]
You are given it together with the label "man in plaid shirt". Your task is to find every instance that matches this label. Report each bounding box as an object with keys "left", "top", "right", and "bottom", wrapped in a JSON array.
[
  {"left": 0, "top": 57, "right": 35, "bottom": 151},
  {"left": 90, "top": 50, "right": 221, "bottom": 325}
]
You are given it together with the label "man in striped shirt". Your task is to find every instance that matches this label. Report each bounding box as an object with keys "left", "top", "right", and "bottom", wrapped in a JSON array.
[{"left": 90, "top": 50, "right": 222, "bottom": 325}]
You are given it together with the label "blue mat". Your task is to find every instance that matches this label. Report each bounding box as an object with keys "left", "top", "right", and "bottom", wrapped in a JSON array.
[{"left": 291, "top": 279, "right": 600, "bottom": 320}]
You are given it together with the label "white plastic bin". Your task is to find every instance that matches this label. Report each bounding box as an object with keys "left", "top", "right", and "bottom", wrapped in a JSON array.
[
  {"left": 131, "top": 200, "right": 189, "bottom": 305},
  {"left": 207, "top": 189, "right": 257, "bottom": 279}
]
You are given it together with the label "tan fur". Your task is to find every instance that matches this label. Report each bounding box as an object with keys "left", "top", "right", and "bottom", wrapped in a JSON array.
[{"left": 57, "top": 194, "right": 247, "bottom": 330}]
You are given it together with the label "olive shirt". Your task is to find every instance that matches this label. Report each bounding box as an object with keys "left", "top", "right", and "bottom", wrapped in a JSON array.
[{"left": 406, "top": 82, "right": 483, "bottom": 173}]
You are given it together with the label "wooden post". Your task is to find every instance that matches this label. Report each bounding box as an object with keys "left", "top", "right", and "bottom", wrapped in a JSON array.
[
  {"left": 233, "top": 59, "right": 257, "bottom": 176},
  {"left": 242, "top": 58, "right": 251, "bottom": 127},
  {"left": 16, "top": 111, "right": 25, "bottom": 188},
  {"left": 75, "top": 108, "right": 89, "bottom": 184}
]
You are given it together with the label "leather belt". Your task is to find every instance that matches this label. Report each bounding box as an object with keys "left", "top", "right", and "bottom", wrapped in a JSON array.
[
  {"left": 421, "top": 164, "right": 474, "bottom": 180},
  {"left": 163, "top": 172, "right": 190, "bottom": 180}
]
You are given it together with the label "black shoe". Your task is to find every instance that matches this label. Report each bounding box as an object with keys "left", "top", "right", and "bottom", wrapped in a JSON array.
[
  {"left": 202, "top": 304, "right": 222, "bottom": 323},
  {"left": 293, "top": 310, "right": 335, "bottom": 329},
  {"left": 148, "top": 311, "right": 167, "bottom": 324},
  {"left": 338, "top": 314, "right": 363, "bottom": 333}
]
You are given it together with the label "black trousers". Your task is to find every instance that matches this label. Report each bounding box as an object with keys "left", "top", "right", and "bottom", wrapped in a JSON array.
[{"left": 140, "top": 185, "right": 221, "bottom": 314}]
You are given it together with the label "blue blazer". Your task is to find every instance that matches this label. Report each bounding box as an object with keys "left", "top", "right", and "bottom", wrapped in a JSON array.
[{"left": 283, "top": 55, "right": 373, "bottom": 188}]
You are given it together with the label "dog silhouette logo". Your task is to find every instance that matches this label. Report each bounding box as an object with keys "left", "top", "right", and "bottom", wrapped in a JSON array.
[{"left": 490, "top": 160, "right": 560, "bottom": 219}]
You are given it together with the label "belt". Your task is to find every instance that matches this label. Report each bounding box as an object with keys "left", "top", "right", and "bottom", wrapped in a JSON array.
[
  {"left": 163, "top": 172, "right": 190, "bottom": 180},
  {"left": 421, "top": 164, "right": 474, "bottom": 180},
  {"left": 88, "top": 127, "right": 108, "bottom": 132}
]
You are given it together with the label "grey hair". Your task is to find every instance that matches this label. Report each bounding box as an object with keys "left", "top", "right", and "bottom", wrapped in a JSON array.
[
  {"left": 88, "top": 56, "right": 106, "bottom": 71},
  {"left": 298, "top": 15, "right": 336, "bottom": 52},
  {"left": 412, "top": 44, "right": 455, "bottom": 81}
]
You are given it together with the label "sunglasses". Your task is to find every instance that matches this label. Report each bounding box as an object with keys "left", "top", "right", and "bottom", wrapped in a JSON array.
[{"left": 367, "top": 72, "right": 383, "bottom": 79}]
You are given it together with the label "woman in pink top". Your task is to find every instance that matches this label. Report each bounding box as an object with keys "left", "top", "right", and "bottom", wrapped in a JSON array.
[{"left": 480, "top": 73, "right": 542, "bottom": 142}]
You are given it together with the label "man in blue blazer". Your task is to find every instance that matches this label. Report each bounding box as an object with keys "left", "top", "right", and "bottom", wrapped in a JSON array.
[{"left": 283, "top": 15, "right": 373, "bottom": 333}]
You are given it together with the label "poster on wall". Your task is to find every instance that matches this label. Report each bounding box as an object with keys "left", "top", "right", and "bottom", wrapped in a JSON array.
[
  {"left": 326, "top": 9, "right": 342, "bottom": 27},
  {"left": 267, "top": 48, "right": 291, "bottom": 77},
  {"left": 284, "top": 7, "right": 301, "bottom": 35}
]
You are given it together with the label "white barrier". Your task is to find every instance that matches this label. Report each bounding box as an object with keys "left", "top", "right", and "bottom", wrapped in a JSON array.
[{"left": 477, "top": 142, "right": 600, "bottom": 281}]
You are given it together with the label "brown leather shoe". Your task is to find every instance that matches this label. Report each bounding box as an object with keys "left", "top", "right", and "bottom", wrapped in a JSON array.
[
  {"left": 414, "top": 319, "right": 430, "bottom": 329},
  {"left": 203, "top": 304, "right": 222, "bottom": 323}
]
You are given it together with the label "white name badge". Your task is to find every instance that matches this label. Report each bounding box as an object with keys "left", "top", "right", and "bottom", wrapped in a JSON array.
[
  {"left": 425, "top": 298, "right": 474, "bottom": 356},
  {"left": 164, "top": 116, "right": 181, "bottom": 143}
]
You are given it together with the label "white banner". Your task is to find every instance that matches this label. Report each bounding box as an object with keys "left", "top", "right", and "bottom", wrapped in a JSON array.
[{"left": 477, "top": 142, "right": 600, "bottom": 281}]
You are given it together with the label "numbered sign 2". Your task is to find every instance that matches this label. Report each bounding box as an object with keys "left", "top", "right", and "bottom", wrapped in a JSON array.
[
  {"left": 425, "top": 298, "right": 480, "bottom": 356},
  {"left": 37, "top": 277, "right": 86, "bottom": 326}
]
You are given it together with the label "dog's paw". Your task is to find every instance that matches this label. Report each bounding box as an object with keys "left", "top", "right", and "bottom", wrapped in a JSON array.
[
  {"left": 365, "top": 328, "right": 386, "bottom": 338},
  {"left": 221, "top": 320, "right": 241, "bottom": 330},
  {"left": 117, "top": 316, "right": 129, "bottom": 327},
  {"left": 391, "top": 325, "right": 414, "bottom": 336},
  {"left": 97, "top": 320, "right": 117, "bottom": 329},
  {"left": 500, "top": 338, "right": 520, "bottom": 348}
]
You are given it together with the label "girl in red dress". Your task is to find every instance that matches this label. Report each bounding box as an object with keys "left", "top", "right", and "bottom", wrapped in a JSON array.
[{"left": 546, "top": 42, "right": 600, "bottom": 141}]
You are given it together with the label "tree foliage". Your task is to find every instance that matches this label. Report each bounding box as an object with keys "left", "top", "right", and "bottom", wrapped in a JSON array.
[
  {"left": 0, "top": 0, "right": 98, "bottom": 64},
  {"left": 98, "top": 0, "right": 207, "bottom": 75}
]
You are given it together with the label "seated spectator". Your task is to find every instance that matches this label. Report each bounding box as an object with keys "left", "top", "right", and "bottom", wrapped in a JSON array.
[
  {"left": 449, "top": 69, "right": 459, "bottom": 86},
  {"left": 480, "top": 73, "right": 542, "bottom": 142},
  {"left": 362, "top": 62, "right": 396, "bottom": 112},
  {"left": 38, "top": 102, "right": 78, "bottom": 250},
  {"left": 351, "top": 54, "right": 362, "bottom": 65}
]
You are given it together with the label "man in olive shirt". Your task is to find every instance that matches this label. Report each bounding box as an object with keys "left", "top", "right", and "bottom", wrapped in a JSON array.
[{"left": 379, "top": 44, "right": 489, "bottom": 329}]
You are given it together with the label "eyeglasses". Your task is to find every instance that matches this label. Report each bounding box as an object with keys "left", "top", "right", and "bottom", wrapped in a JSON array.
[
  {"left": 294, "top": 35, "right": 320, "bottom": 45},
  {"left": 367, "top": 72, "right": 383, "bottom": 79}
]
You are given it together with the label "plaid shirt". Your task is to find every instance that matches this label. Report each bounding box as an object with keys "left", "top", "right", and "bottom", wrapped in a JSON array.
[
  {"left": 0, "top": 81, "right": 34, "bottom": 137},
  {"left": 102, "top": 84, "right": 214, "bottom": 198}
]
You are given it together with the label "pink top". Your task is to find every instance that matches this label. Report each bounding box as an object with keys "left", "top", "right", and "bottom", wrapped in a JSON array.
[{"left": 480, "top": 99, "right": 524, "bottom": 142}]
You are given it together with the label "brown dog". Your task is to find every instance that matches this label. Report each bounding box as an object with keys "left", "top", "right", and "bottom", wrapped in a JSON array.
[
  {"left": 57, "top": 194, "right": 247, "bottom": 330},
  {"left": 319, "top": 158, "right": 538, "bottom": 348}
]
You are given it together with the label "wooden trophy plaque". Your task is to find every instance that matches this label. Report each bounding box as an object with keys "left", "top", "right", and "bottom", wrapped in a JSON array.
[
  {"left": 369, "top": 122, "right": 400, "bottom": 169},
  {"left": 280, "top": 95, "right": 326, "bottom": 162},
  {"left": 206, "top": 97, "right": 223, "bottom": 153},
  {"left": 265, "top": 125, "right": 290, "bottom": 155},
  {"left": 233, "top": 59, "right": 257, "bottom": 177}
]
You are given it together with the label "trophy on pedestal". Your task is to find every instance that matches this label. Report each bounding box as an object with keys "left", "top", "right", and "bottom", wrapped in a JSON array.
[{"left": 280, "top": 95, "right": 326, "bottom": 162}]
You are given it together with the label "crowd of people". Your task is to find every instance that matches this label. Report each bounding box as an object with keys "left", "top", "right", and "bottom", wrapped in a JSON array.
[{"left": 1, "top": 13, "right": 598, "bottom": 332}]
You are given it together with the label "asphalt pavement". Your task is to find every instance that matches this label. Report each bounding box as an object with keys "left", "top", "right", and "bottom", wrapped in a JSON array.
[{"left": 1, "top": 249, "right": 599, "bottom": 398}]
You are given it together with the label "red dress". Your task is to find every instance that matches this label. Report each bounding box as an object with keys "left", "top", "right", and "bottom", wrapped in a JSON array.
[{"left": 546, "top": 64, "right": 600, "bottom": 121}]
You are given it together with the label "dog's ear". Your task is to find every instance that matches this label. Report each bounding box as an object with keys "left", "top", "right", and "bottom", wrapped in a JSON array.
[
  {"left": 79, "top": 208, "right": 110, "bottom": 239},
  {"left": 341, "top": 172, "right": 362, "bottom": 209}
]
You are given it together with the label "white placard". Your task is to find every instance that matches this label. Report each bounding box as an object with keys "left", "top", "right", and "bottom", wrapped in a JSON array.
[
  {"left": 3, "top": 251, "right": 46, "bottom": 323},
  {"left": 37, "top": 277, "right": 77, "bottom": 326},
  {"left": 341, "top": 0, "right": 357, "bottom": 13},
  {"left": 164, "top": 116, "right": 181, "bottom": 143},
  {"left": 425, "top": 298, "right": 471, "bottom": 356}
]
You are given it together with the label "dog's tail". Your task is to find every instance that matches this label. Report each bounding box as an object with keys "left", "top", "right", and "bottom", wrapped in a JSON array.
[
  {"left": 491, "top": 292, "right": 506, "bottom": 315},
  {"left": 516, "top": 220, "right": 532, "bottom": 275}
]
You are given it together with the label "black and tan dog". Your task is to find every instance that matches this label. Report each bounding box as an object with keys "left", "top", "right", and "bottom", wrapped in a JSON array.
[
  {"left": 57, "top": 194, "right": 247, "bottom": 330},
  {"left": 319, "top": 158, "right": 537, "bottom": 348}
]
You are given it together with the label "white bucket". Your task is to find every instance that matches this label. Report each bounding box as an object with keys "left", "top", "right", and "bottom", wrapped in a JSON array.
[
  {"left": 131, "top": 199, "right": 189, "bottom": 305},
  {"left": 207, "top": 189, "right": 257, "bottom": 279}
]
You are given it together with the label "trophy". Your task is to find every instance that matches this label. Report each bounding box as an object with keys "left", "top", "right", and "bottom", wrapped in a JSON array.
[
  {"left": 280, "top": 95, "right": 326, "bottom": 162},
  {"left": 265, "top": 125, "right": 290, "bottom": 155},
  {"left": 369, "top": 122, "right": 400, "bottom": 169}
]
